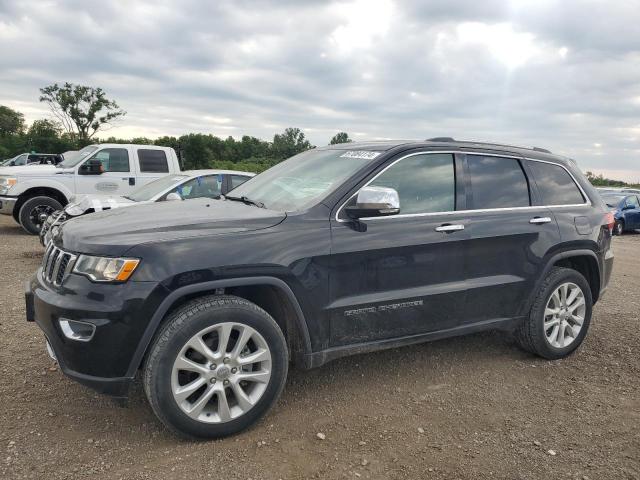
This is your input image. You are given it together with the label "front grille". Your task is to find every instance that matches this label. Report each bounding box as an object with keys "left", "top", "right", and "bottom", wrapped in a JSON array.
[{"left": 42, "top": 244, "right": 77, "bottom": 286}]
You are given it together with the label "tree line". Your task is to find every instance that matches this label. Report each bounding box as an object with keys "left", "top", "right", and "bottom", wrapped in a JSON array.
[{"left": 0, "top": 83, "right": 352, "bottom": 172}]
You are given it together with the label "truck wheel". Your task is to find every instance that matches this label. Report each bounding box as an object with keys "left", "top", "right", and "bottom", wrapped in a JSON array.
[
  {"left": 614, "top": 220, "right": 624, "bottom": 236},
  {"left": 516, "top": 267, "right": 592, "bottom": 360},
  {"left": 143, "top": 295, "right": 288, "bottom": 439},
  {"left": 18, "top": 196, "right": 63, "bottom": 235}
]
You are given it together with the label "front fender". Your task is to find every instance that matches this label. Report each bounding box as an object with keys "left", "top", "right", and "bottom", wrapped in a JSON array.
[
  {"left": 125, "top": 276, "right": 313, "bottom": 378},
  {"left": 11, "top": 177, "right": 73, "bottom": 200}
]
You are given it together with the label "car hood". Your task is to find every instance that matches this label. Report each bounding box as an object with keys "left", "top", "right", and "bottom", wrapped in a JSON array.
[
  {"left": 0, "top": 165, "right": 62, "bottom": 176},
  {"left": 65, "top": 194, "right": 137, "bottom": 216},
  {"left": 58, "top": 198, "right": 286, "bottom": 256}
]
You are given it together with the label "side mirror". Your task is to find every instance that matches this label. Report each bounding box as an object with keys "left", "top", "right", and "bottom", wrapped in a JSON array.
[
  {"left": 9, "top": 161, "right": 15, "bottom": 166},
  {"left": 166, "top": 192, "right": 183, "bottom": 201},
  {"left": 79, "top": 159, "right": 104, "bottom": 175},
  {"left": 344, "top": 186, "right": 400, "bottom": 219}
]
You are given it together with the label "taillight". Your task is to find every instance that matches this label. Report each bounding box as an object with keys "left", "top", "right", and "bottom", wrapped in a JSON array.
[{"left": 604, "top": 212, "right": 615, "bottom": 233}]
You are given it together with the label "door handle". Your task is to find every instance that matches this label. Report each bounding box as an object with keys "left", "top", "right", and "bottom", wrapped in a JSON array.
[
  {"left": 435, "top": 224, "right": 465, "bottom": 233},
  {"left": 529, "top": 216, "right": 552, "bottom": 224}
]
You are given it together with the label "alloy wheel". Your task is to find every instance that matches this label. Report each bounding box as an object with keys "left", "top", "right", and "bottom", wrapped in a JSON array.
[
  {"left": 171, "top": 322, "right": 272, "bottom": 423},
  {"left": 543, "top": 282, "right": 587, "bottom": 349}
]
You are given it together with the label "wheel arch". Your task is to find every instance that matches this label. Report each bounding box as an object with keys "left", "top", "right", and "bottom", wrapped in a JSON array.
[
  {"left": 127, "top": 277, "right": 313, "bottom": 378},
  {"left": 525, "top": 249, "right": 601, "bottom": 315},
  {"left": 16, "top": 186, "right": 69, "bottom": 214}
]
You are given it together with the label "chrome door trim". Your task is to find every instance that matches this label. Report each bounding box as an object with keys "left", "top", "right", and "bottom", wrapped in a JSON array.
[{"left": 334, "top": 150, "right": 591, "bottom": 223}]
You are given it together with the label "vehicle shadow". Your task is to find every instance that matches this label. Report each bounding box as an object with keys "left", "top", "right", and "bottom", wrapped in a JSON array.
[{"left": 0, "top": 223, "right": 27, "bottom": 236}]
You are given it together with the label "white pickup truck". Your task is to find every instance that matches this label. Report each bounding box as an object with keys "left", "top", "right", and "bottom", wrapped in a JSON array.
[{"left": 0, "top": 143, "right": 181, "bottom": 234}]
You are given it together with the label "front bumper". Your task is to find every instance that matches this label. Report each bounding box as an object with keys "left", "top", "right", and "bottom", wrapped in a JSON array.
[
  {"left": 0, "top": 195, "right": 18, "bottom": 216},
  {"left": 27, "top": 269, "right": 162, "bottom": 398}
]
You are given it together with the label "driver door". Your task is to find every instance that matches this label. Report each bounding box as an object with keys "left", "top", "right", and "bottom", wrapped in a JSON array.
[
  {"left": 327, "top": 152, "right": 468, "bottom": 347},
  {"left": 75, "top": 147, "right": 135, "bottom": 195}
]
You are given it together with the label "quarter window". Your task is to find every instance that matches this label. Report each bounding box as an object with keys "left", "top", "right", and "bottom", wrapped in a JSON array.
[
  {"left": 230, "top": 175, "right": 250, "bottom": 191},
  {"left": 468, "top": 155, "right": 530, "bottom": 209},
  {"left": 368, "top": 153, "right": 455, "bottom": 214},
  {"left": 138, "top": 149, "right": 169, "bottom": 173},
  {"left": 527, "top": 161, "right": 585, "bottom": 205},
  {"left": 89, "top": 148, "right": 130, "bottom": 173}
]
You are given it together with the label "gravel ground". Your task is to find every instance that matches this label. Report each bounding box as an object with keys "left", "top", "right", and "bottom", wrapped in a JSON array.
[{"left": 0, "top": 214, "right": 638, "bottom": 480}]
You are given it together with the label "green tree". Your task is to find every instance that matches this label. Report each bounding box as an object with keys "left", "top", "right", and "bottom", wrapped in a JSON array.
[
  {"left": 329, "top": 132, "right": 352, "bottom": 145},
  {"left": 0, "top": 105, "right": 25, "bottom": 136},
  {"left": 39, "top": 83, "right": 126, "bottom": 140},
  {"left": 271, "top": 127, "right": 313, "bottom": 160},
  {"left": 26, "top": 119, "right": 73, "bottom": 153}
]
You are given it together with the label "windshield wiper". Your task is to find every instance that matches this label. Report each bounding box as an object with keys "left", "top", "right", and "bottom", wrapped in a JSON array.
[{"left": 223, "top": 195, "right": 266, "bottom": 209}]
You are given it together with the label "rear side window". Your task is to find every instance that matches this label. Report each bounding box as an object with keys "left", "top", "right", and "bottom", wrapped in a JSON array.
[
  {"left": 528, "top": 161, "right": 585, "bottom": 205},
  {"left": 467, "top": 155, "right": 530, "bottom": 209},
  {"left": 138, "top": 149, "right": 169, "bottom": 173},
  {"left": 368, "top": 153, "right": 455, "bottom": 214}
]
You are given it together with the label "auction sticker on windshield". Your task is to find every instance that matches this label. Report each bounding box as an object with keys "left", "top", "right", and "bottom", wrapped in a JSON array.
[{"left": 340, "top": 151, "right": 381, "bottom": 160}]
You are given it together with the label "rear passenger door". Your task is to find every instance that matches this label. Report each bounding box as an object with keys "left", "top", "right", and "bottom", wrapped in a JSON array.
[
  {"left": 461, "top": 153, "right": 560, "bottom": 326},
  {"left": 328, "top": 152, "right": 468, "bottom": 347},
  {"left": 136, "top": 149, "right": 170, "bottom": 188}
]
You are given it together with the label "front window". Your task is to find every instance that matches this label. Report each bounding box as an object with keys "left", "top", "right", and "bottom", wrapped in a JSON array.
[
  {"left": 89, "top": 148, "right": 130, "bottom": 172},
  {"left": 58, "top": 145, "right": 98, "bottom": 168},
  {"left": 171, "top": 175, "right": 223, "bottom": 200},
  {"left": 228, "top": 149, "right": 377, "bottom": 211},
  {"left": 13, "top": 154, "right": 28, "bottom": 166},
  {"left": 126, "top": 175, "right": 188, "bottom": 202}
]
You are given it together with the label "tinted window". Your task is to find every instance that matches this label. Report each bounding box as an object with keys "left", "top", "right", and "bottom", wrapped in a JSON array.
[
  {"left": 90, "top": 148, "right": 130, "bottom": 172},
  {"left": 368, "top": 153, "right": 455, "bottom": 214},
  {"left": 468, "top": 155, "right": 530, "bottom": 209},
  {"left": 174, "top": 175, "right": 223, "bottom": 200},
  {"left": 230, "top": 175, "right": 250, "bottom": 190},
  {"left": 138, "top": 149, "right": 169, "bottom": 173},
  {"left": 528, "top": 161, "right": 585, "bottom": 205}
]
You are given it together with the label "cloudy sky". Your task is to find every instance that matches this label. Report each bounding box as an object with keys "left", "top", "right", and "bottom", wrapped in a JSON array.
[{"left": 1, "top": 0, "right": 639, "bottom": 179}]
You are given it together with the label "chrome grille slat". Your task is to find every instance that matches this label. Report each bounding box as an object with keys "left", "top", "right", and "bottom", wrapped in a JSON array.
[
  {"left": 51, "top": 253, "right": 64, "bottom": 286},
  {"left": 41, "top": 246, "right": 76, "bottom": 286}
]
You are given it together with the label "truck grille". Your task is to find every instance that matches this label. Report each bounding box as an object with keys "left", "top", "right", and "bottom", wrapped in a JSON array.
[{"left": 42, "top": 244, "right": 77, "bottom": 286}]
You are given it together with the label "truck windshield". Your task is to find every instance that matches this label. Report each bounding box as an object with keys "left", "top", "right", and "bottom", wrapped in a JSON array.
[
  {"left": 126, "top": 175, "right": 189, "bottom": 202},
  {"left": 228, "top": 149, "right": 379, "bottom": 212},
  {"left": 57, "top": 146, "right": 99, "bottom": 168}
]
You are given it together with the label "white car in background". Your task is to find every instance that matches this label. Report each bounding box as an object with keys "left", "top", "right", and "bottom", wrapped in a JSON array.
[{"left": 39, "top": 169, "right": 255, "bottom": 245}]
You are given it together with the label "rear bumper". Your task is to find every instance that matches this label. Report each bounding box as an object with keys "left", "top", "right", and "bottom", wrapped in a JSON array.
[{"left": 0, "top": 195, "right": 17, "bottom": 215}]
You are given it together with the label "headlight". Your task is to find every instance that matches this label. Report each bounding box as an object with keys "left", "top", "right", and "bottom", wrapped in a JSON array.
[
  {"left": 73, "top": 255, "right": 140, "bottom": 282},
  {"left": 0, "top": 176, "right": 17, "bottom": 194}
]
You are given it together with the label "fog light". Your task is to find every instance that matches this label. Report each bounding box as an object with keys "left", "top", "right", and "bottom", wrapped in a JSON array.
[{"left": 59, "top": 319, "right": 96, "bottom": 342}]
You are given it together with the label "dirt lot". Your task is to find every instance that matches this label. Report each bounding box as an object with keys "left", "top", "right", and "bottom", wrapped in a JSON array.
[{"left": 0, "top": 215, "right": 638, "bottom": 480}]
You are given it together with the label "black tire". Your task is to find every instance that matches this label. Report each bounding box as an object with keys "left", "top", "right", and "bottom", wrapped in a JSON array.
[
  {"left": 614, "top": 220, "right": 624, "bottom": 236},
  {"left": 516, "top": 267, "right": 593, "bottom": 360},
  {"left": 18, "top": 196, "right": 62, "bottom": 235},
  {"left": 143, "top": 295, "right": 288, "bottom": 439}
]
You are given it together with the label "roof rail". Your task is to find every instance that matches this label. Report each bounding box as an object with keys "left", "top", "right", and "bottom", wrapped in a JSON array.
[
  {"left": 532, "top": 147, "right": 551, "bottom": 153},
  {"left": 426, "top": 137, "right": 455, "bottom": 142}
]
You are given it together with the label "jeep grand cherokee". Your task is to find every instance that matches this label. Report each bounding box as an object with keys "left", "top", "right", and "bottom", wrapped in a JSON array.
[{"left": 26, "top": 139, "right": 614, "bottom": 438}]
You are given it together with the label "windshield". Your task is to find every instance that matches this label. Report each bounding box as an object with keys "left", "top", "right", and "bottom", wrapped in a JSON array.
[
  {"left": 228, "top": 149, "right": 379, "bottom": 212},
  {"left": 126, "top": 175, "right": 188, "bottom": 202},
  {"left": 58, "top": 145, "right": 99, "bottom": 168},
  {"left": 601, "top": 194, "right": 625, "bottom": 208}
]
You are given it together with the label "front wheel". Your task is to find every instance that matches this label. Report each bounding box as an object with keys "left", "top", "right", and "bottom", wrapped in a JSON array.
[
  {"left": 516, "top": 267, "right": 593, "bottom": 360},
  {"left": 18, "top": 196, "right": 63, "bottom": 235},
  {"left": 614, "top": 220, "right": 624, "bottom": 236},
  {"left": 143, "top": 295, "right": 288, "bottom": 439}
]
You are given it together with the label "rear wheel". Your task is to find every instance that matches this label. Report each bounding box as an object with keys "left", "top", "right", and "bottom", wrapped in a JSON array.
[
  {"left": 143, "top": 295, "right": 288, "bottom": 439},
  {"left": 614, "top": 220, "right": 624, "bottom": 236},
  {"left": 516, "top": 267, "right": 592, "bottom": 359},
  {"left": 18, "top": 196, "right": 62, "bottom": 235}
]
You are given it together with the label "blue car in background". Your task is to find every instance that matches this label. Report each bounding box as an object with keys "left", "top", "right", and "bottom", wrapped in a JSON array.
[{"left": 600, "top": 192, "right": 640, "bottom": 235}]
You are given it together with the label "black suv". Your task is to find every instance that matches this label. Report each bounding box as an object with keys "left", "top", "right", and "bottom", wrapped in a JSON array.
[{"left": 26, "top": 139, "right": 614, "bottom": 438}]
